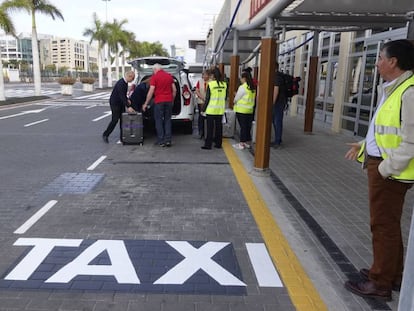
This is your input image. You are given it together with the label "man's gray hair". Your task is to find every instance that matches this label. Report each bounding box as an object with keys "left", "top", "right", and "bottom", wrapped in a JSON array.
[{"left": 153, "top": 63, "right": 162, "bottom": 71}]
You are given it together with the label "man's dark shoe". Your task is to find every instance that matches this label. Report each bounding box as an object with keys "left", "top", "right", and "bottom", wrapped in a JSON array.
[
  {"left": 165, "top": 142, "right": 172, "bottom": 147},
  {"left": 359, "top": 268, "right": 401, "bottom": 291},
  {"left": 344, "top": 280, "right": 392, "bottom": 301},
  {"left": 102, "top": 135, "right": 109, "bottom": 143},
  {"left": 214, "top": 145, "right": 222, "bottom": 149},
  {"left": 201, "top": 146, "right": 211, "bottom": 150}
]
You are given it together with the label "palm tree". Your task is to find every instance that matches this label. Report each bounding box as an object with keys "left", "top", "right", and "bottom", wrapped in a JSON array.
[
  {"left": 0, "top": 3, "right": 16, "bottom": 101},
  {"left": 2, "top": 0, "right": 63, "bottom": 96},
  {"left": 105, "top": 18, "right": 129, "bottom": 85},
  {"left": 128, "top": 40, "right": 169, "bottom": 59},
  {"left": 119, "top": 30, "right": 136, "bottom": 78},
  {"left": 83, "top": 13, "right": 107, "bottom": 89}
]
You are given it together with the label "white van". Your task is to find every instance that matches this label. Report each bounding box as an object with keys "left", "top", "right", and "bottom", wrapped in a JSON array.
[{"left": 128, "top": 57, "right": 194, "bottom": 134}]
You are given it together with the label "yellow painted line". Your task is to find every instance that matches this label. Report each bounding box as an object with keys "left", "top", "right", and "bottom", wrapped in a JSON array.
[{"left": 222, "top": 139, "right": 327, "bottom": 311}]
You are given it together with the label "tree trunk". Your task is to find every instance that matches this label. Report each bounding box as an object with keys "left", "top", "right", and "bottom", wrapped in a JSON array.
[
  {"left": 98, "top": 47, "right": 103, "bottom": 89},
  {"left": 121, "top": 53, "right": 125, "bottom": 78},
  {"left": 31, "top": 11, "right": 41, "bottom": 96},
  {"left": 107, "top": 44, "right": 112, "bottom": 88},
  {"left": 0, "top": 57, "right": 5, "bottom": 101},
  {"left": 115, "top": 50, "right": 120, "bottom": 80}
]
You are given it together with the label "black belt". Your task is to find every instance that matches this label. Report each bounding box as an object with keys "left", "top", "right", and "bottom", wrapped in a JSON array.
[{"left": 367, "top": 155, "right": 383, "bottom": 161}]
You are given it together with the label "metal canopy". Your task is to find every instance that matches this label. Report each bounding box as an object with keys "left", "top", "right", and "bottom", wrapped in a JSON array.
[
  {"left": 219, "top": 28, "right": 265, "bottom": 64},
  {"left": 215, "top": 0, "right": 414, "bottom": 65},
  {"left": 279, "top": 0, "right": 414, "bottom": 30}
]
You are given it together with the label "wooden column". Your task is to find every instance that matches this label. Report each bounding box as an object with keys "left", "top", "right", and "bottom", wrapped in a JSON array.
[
  {"left": 229, "top": 55, "right": 240, "bottom": 109},
  {"left": 218, "top": 63, "right": 225, "bottom": 76},
  {"left": 254, "top": 37, "right": 276, "bottom": 170},
  {"left": 304, "top": 56, "right": 318, "bottom": 133},
  {"left": 253, "top": 66, "right": 259, "bottom": 81}
]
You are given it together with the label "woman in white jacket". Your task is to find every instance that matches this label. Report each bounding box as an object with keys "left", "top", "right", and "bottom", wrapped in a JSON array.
[{"left": 233, "top": 71, "right": 256, "bottom": 150}]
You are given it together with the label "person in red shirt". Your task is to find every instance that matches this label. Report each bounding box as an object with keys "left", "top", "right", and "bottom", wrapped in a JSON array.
[{"left": 143, "top": 63, "right": 177, "bottom": 147}]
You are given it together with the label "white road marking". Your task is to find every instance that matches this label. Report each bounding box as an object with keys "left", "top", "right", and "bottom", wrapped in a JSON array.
[
  {"left": 0, "top": 108, "right": 46, "bottom": 120},
  {"left": 4, "top": 238, "right": 83, "bottom": 280},
  {"left": 75, "top": 92, "right": 109, "bottom": 100},
  {"left": 14, "top": 200, "right": 58, "bottom": 234},
  {"left": 92, "top": 111, "right": 111, "bottom": 122},
  {"left": 85, "top": 104, "right": 97, "bottom": 109},
  {"left": 154, "top": 241, "right": 246, "bottom": 286},
  {"left": 87, "top": 155, "right": 107, "bottom": 171},
  {"left": 24, "top": 119, "right": 49, "bottom": 127},
  {"left": 246, "top": 243, "right": 283, "bottom": 287},
  {"left": 45, "top": 240, "right": 141, "bottom": 284},
  {"left": 4, "top": 89, "right": 59, "bottom": 98}
]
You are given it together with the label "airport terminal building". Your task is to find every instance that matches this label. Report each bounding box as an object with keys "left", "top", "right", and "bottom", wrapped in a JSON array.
[{"left": 205, "top": 0, "right": 413, "bottom": 138}]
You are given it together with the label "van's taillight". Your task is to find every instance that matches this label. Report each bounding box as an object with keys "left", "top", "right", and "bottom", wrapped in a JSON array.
[{"left": 182, "top": 85, "right": 191, "bottom": 105}]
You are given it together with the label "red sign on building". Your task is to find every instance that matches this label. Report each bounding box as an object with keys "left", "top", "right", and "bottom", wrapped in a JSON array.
[{"left": 250, "top": 0, "right": 272, "bottom": 19}]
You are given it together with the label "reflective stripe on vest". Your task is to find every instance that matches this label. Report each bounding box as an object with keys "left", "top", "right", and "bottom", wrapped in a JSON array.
[
  {"left": 234, "top": 83, "right": 255, "bottom": 114},
  {"left": 375, "top": 76, "right": 414, "bottom": 181},
  {"left": 206, "top": 81, "right": 227, "bottom": 115}
]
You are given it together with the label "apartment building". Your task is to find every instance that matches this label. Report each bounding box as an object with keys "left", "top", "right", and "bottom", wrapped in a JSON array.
[
  {"left": 0, "top": 33, "right": 33, "bottom": 66},
  {"left": 40, "top": 37, "right": 97, "bottom": 74},
  {"left": 0, "top": 32, "right": 97, "bottom": 76}
]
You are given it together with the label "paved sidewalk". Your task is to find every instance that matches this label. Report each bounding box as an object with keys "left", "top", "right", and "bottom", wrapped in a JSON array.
[{"left": 259, "top": 115, "right": 414, "bottom": 311}]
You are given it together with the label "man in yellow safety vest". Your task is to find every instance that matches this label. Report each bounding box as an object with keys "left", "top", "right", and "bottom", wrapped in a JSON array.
[{"left": 344, "top": 39, "right": 414, "bottom": 301}]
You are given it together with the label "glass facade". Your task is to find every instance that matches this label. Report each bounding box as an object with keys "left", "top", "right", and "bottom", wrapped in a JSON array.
[
  {"left": 0, "top": 37, "right": 32, "bottom": 64},
  {"left": 341, "top": 28, "right": 407, "bottom": 136},
  {"left": 289, "top": 27, "right": 408, "bottom": 137}
]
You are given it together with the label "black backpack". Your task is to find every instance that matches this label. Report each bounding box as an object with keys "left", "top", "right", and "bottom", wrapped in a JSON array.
[{"left": 283, "top": 73, "right": 301, "bottom": 98}]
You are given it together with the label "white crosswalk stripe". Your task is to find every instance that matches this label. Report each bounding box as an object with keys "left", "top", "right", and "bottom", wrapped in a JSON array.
[
  {"left": 73, "top": 92, "right": 110, "bottom": 100},
  {"left": 5, "top": 89, "right": 59, "bottom": 97}
]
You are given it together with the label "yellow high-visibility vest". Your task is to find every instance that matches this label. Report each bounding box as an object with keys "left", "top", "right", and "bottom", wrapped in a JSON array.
[
  {"left": 234, "top": 83, "right": 255, "bottom": 114},
  {"left": 358, "top": 76, "right": 414, "bottom": 181},
  {"left": 206, "top": 80, "right": 227, "bottom": 115}
]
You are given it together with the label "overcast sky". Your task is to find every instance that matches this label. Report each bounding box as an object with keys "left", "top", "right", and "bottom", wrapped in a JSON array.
[{"left": 9, "top": 0, "right": 225, "bottom": 62}]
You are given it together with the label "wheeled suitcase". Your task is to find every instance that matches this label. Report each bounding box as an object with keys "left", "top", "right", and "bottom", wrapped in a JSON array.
[
  {"left": 222, "top": 108, "right": 236, "bottom": 138},
  {"left": 121, "top": 112, "right": 144, "bottom": 145}
]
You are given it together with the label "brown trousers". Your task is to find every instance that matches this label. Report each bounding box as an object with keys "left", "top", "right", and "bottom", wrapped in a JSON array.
[{"left": 367, "top": 158, "right": 411, "bottom": 289}]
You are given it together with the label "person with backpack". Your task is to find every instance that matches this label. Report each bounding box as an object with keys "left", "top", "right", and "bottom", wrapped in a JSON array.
[
  {"left": 272, "top": 62, "right": 288, "bottom": 149},
  {"left": 233, "top": 71, "right": 256, "bottom": 150}
]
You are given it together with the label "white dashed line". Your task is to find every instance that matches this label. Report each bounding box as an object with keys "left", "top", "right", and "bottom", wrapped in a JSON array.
[
  {"left": 24, "top": 119, "right": 49, "bottom": 127},
  {"left": 14, "top": 200, "right": 58, "bottom": 234},
  {"left": 92, "top": 111, "right": 111, "bottom": 122},
  {"left": 246, "top": 243, "right": 283, "bottom": 287},
  {"left": 87, "top": 155, "right": 107, "bottom": 171}
]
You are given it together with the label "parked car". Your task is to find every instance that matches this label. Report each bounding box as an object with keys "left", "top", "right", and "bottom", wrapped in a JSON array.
[
  {"left": 186, "top": 63, "right": 204, "bottom": 90},
  {"left": 128, "top": 57, "right": 194, "bottom": 134}
]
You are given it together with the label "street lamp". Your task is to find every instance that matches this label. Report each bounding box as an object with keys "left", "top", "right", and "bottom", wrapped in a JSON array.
[{"left": 102, "top": 0, "right": 111, "bottom": 22}]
